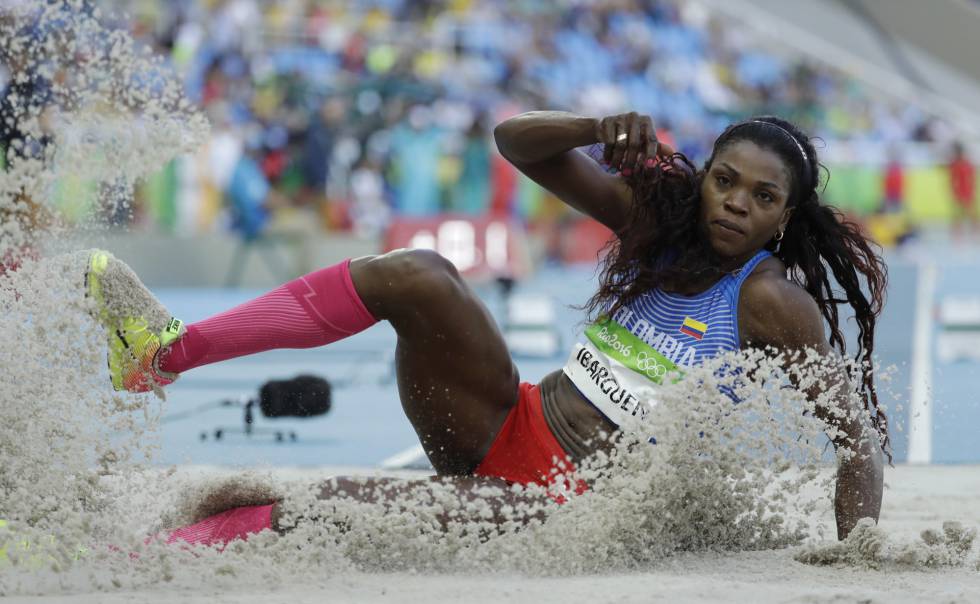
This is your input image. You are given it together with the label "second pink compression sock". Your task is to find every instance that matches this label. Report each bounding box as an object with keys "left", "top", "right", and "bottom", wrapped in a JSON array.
[
  {"left": 163, "top": 504, "right": 275, "bottom": 549},
  {"left": 159, "top": 259, "right": 377, "bottom": 374}
]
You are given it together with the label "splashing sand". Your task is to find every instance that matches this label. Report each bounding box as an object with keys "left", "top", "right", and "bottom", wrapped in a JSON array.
[
  {"left": 796, "top": 518, "right": 977, "bottom": 570},
  {"left": 2, "top": 255, "right": 979, "bottom": 601},
  {"left": 0, "top": 0, "right": 207, "bottom": 258}
]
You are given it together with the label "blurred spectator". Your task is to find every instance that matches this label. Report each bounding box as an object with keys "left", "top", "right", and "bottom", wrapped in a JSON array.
[
  {"left": 349, "top": 156, "right": 390, "bottom": 237},
  {"left": 388, "top": 104, "right": 445, "bottom": 216},
  {"left": 949, "top": 142, "right": 977, "bottom": 236},
  {"left": 227, "top": 144, "right": 272, "bottom": 240},
  {"left": 881, "top": 147, "right": 904, "bottom": 214},
  {"left": 299, "top": 97, "right": 345, "bottom": 206},
  {"left": 867, "top": 146, "right": 914, "bottom": 249},
  {"left": 450, "top": 116, "right": 491, "bottom": 214}
]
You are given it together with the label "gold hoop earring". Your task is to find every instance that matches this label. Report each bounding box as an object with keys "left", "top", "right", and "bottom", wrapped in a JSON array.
[{"left": 774, "top": 230, "right": 784, "bottom": 242}]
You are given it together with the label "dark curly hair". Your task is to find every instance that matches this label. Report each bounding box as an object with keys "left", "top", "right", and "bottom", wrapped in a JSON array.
[{"left": 585, "top": 116, "right": 890, "bottom": 458}]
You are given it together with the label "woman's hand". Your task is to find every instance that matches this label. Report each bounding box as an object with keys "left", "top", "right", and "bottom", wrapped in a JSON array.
[
  {"left": 595, "top": 112, "right": 675, "bottom": 176},
  {"left": 493, "top": 111, "right": 638, "bottom": 233}
]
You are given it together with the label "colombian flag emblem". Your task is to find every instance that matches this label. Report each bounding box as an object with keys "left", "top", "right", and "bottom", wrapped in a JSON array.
[{"left": 679, "top": 316, "right": 708, "bottom": 340}]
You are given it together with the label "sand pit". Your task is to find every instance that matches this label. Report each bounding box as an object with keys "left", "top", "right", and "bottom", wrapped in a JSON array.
[
  {"left": 2, "top": 464, "right": 978, "bottom": 604},
  {"left": 0, "top": 252, "right": 955, "bottom": 603}
]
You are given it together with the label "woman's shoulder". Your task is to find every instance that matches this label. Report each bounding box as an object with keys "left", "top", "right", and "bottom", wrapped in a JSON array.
[
  {"left": 739, "top": 255, "right": 826, "bottom": 350},
  {"left": 741, "top": 255, "right": 813, "bottom": 309},
  {"left": 743, "top": 254, "right": 787, "bottom": 283}
]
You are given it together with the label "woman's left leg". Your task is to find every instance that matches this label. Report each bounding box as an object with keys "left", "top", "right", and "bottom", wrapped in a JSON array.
[{"left": 162, "top": 473, "right": 552, "bottom": 549}]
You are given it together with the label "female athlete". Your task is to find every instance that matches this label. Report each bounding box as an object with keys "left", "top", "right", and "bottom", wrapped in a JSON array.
[{"left": 85, "top": 111, "right": 886, "bottom": 548}]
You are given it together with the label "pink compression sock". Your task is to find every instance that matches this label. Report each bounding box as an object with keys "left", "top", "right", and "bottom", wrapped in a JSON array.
[
  {"left": 159, "top": 259, "right": 377, "bottom": 374},
  {"left": 163, "top": 504, "right": 275, "bottom": 549}
]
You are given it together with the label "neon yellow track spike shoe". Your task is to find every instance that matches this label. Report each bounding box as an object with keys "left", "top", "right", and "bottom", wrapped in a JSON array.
[
  {"left": 0, "top": 519, "right": 88, "bottom": 568},
  {"left": 85, "top": 250, "right": 184, "bottom": 394}
]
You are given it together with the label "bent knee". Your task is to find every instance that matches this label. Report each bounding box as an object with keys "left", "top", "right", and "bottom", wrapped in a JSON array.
[
  {"left": 356, "top": 249, "right": 463, "bottom": 316},
  {"left": 391, "top": 249, "right": 463, "bottom": 300}
]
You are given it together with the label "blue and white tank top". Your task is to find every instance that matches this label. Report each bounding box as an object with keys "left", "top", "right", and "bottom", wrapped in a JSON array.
[{"left": 562, "top": 250, "right": 771, "bottom": 427}]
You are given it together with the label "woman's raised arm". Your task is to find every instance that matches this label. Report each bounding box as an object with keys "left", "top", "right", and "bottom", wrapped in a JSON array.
[{"left": 494, "top": 111, "right": 672, "bottom": 235}]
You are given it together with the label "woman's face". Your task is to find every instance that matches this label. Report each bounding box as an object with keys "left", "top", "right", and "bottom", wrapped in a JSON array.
[{"left": 699, "top": 139, "right": 795, "bottom": 264}]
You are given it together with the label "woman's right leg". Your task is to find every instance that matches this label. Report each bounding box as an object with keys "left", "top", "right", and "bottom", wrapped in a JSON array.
[
  {"left": 117, "top": 248, "right": 518, "bottom": 474},
  {"left": 92, "top": 246, "right": 521, "bottom": 467},
  {"left": 86, "top": 249, "right": 380, "bottom": 393},
  {"left": 157, "top": 257, "right": 378, "bottom": 373}
]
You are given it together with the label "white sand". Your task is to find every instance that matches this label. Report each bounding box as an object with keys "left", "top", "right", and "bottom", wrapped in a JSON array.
[
  {"left": 0, "top": 253, "right": 962, "bottom": 602},
  {"left": 3, "top": 464, "right": 978, "bottom": 604}
]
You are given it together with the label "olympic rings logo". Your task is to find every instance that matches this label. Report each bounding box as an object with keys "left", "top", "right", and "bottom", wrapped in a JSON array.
[{"left": 635, "top": 351, "right": 668, "bottom": 379}]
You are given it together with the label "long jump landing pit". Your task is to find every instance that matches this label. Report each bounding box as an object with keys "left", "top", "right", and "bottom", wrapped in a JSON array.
[{"left": 5, "top": 464, "right": 979, "bottom": 604}]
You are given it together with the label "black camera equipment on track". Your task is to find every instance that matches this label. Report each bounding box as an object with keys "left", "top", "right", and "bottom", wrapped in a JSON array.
[
  {"left": 162, "top": 375, "right": 332, "bottom": 443},
  {"left": 258, "top": 374, "right": 332, "bottom": 418}
]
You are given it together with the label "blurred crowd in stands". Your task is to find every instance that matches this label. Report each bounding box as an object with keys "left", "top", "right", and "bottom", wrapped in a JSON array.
[{"left": 1, "top": 0, "right": 977, "bottom": 247}]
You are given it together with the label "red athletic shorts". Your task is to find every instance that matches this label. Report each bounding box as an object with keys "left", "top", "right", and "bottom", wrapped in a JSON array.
[{"left": 474, "top": 381, "right": 583, "bottom": 495}]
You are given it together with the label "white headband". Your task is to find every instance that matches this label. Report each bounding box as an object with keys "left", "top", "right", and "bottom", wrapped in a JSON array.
[{"left": 745, "top": 120, "right": 809, "bottom": 166}]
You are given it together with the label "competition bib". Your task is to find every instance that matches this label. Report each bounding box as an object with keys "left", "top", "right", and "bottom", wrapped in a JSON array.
[{"left": 562, "top": 318, "right": 682, "bottom": 428}]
